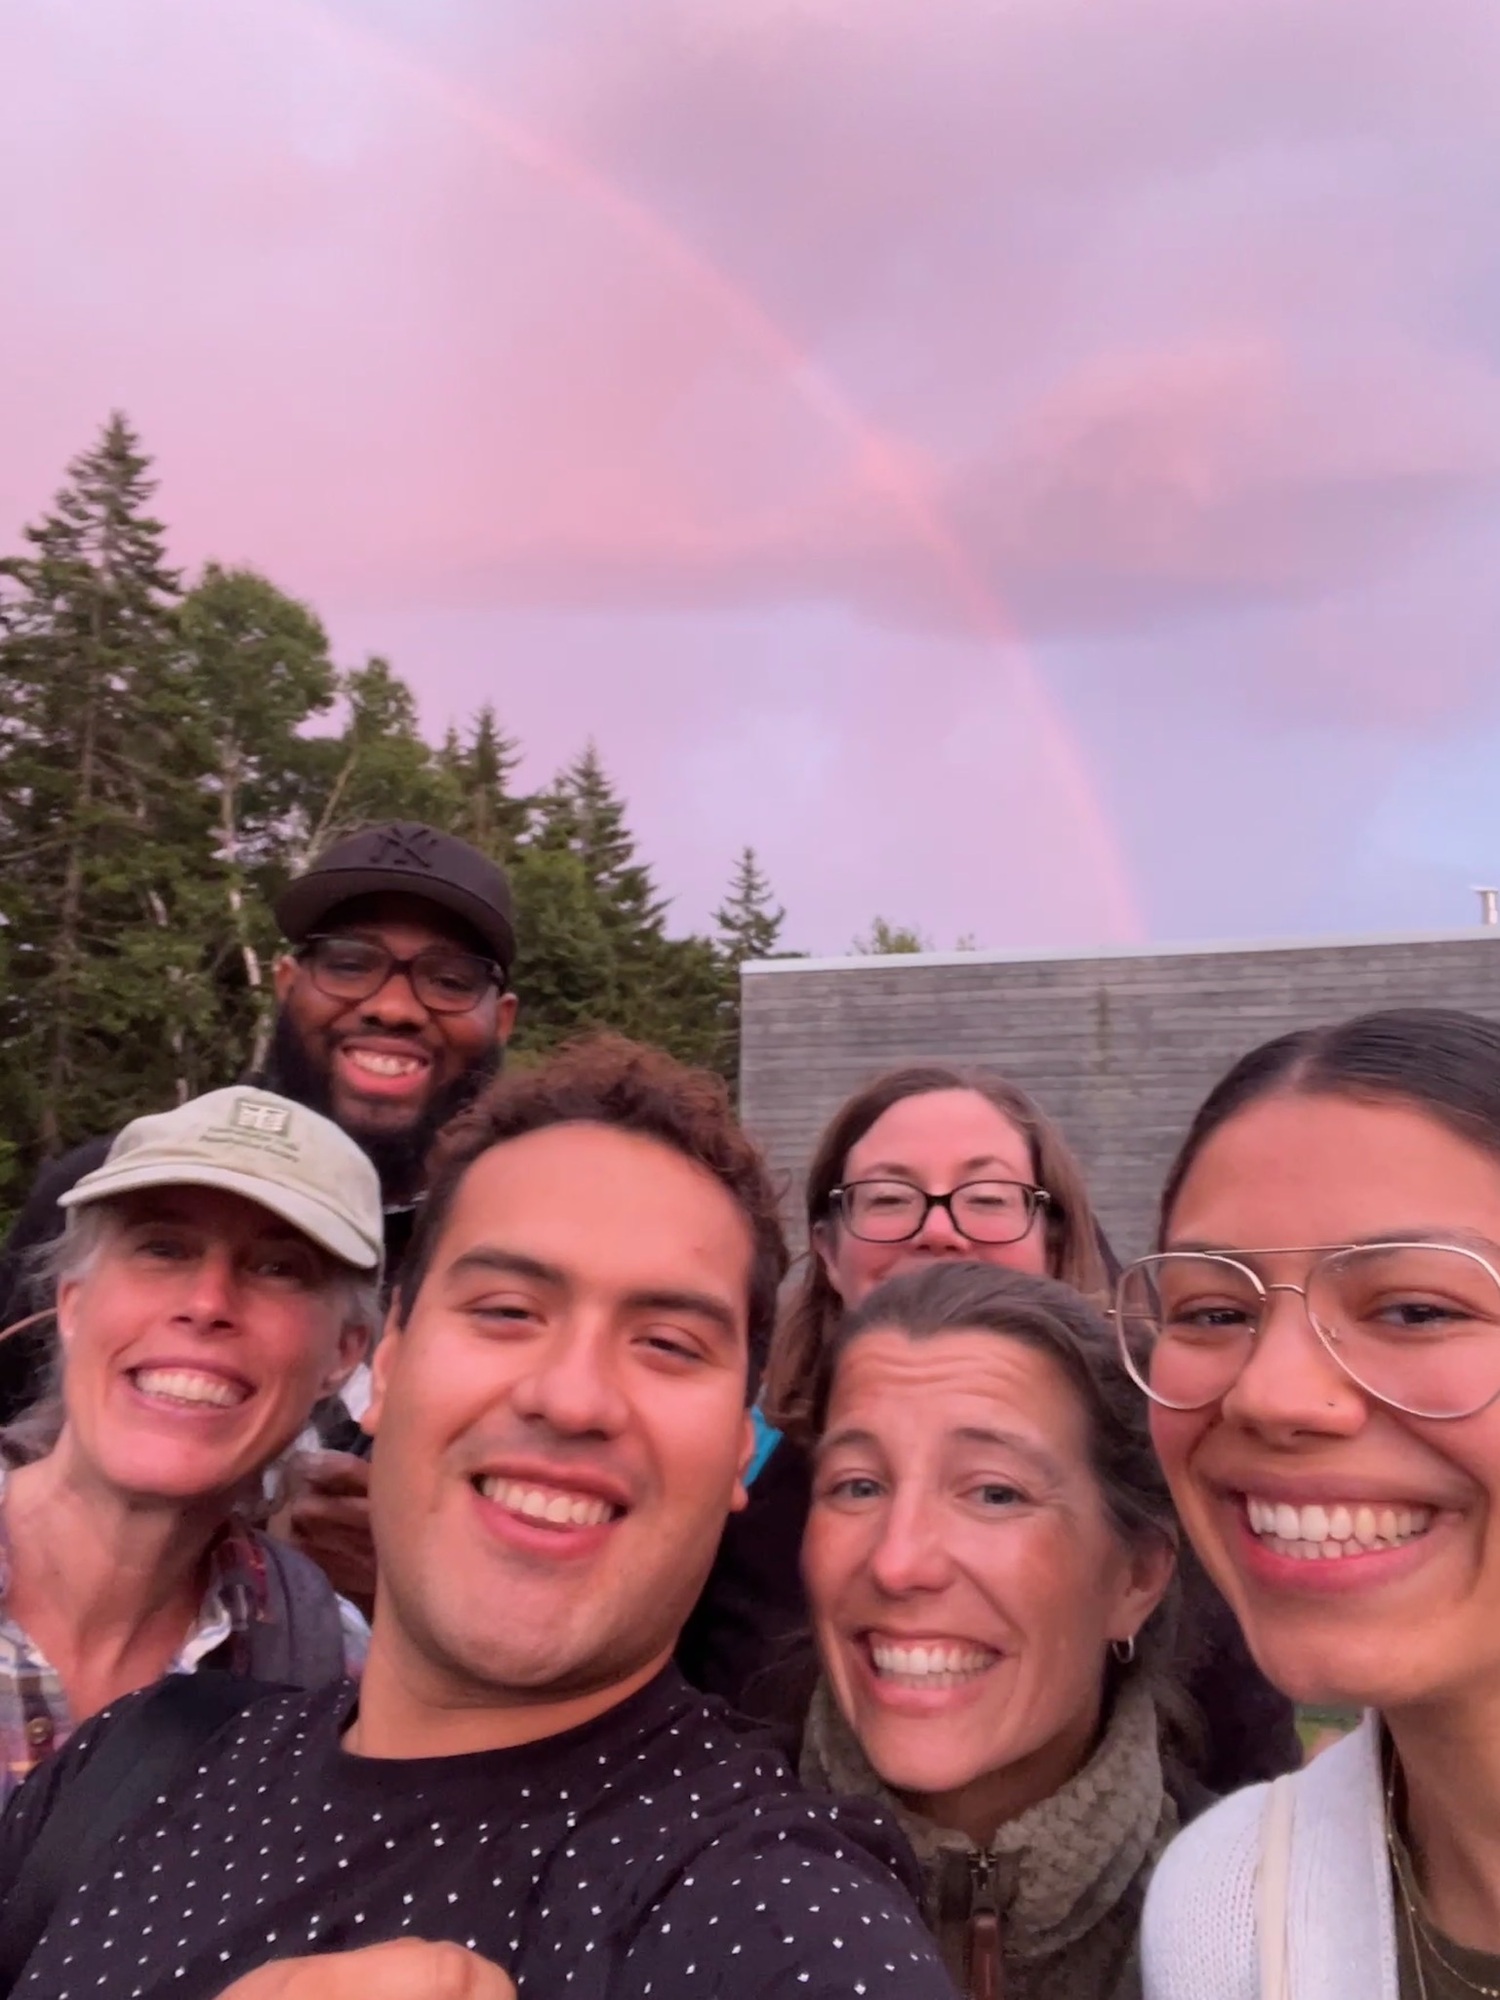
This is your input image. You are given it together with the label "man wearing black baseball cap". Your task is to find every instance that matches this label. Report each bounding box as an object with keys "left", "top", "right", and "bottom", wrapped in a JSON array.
[
  {"left": 0, "top": 824, "right": 518, "bottom": 1414},
  {"left": 268, "top": 822, "right": 518, "bottom": 1228}
]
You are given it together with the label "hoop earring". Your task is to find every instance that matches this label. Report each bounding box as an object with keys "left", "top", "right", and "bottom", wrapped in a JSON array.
[{"left": 1111, "top": 1635, "right": 1137, "bottom": 1666}]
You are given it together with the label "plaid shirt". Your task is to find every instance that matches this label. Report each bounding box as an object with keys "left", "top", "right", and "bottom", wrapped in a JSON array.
[{"left": 0, "top": 1465, "right": 368, "bottom": 1810}]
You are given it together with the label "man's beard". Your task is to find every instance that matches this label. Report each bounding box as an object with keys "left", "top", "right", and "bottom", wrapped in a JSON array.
[{"left": 259, "top": 1012, "right": 502, "bottom": 1206}]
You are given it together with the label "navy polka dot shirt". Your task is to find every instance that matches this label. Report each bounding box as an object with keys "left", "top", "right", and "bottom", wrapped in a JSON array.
[{"left": 0, "top": 1670, "right": 957, "bottom": 1999}]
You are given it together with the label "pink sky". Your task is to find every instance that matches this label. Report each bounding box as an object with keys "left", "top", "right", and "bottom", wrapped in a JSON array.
[{"left": 7, "top": 0, "right": 1500, "bottom": 951}]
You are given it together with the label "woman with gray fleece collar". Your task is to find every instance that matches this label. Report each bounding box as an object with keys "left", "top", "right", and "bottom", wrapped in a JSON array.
[{"left": 798, "top": 1262, "right": 1203, "bottom": 1999}]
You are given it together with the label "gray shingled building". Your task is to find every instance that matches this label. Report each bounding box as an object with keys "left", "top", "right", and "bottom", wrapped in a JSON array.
[{"left": 739, "top": 928, "right": 1500, "bottom": 1261}]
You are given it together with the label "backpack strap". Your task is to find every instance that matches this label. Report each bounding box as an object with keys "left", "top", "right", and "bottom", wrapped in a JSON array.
[
  {"left": 1256, "top": 1772, "right": 1298, "bottom": 2000},
  {"left": 0, "top": 1672, "right": 274, "bottom": 1997},
  {"left": 248, "top": 1534, "right": 348, "bottom": 1687}
]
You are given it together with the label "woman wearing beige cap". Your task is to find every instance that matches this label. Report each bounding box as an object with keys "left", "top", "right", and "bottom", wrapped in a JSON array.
[{"left": 0, "top": 1087, "right": 382, "bottom": 1807}]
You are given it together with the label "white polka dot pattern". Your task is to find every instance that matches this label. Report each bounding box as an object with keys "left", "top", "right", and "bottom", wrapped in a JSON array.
[{"left": 0, "top": 1673, "right": 957, "bottom": 1999}]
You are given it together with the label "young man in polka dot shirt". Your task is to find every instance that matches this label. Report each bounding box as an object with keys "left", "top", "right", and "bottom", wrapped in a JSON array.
[{"left": 0, "top": 1035, "right": 958, "bottom": 2000}]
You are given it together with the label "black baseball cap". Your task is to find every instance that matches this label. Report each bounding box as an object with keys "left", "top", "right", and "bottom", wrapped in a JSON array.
[{"left": 274, "top": 823, "right": 517, "bottom": 973}]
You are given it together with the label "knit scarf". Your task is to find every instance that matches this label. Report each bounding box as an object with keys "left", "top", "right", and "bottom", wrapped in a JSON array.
[{"left": 799, "top": 1670, "right": 1177, "bottom": 2000}]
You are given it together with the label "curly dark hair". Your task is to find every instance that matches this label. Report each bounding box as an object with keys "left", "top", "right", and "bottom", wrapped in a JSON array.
[{"left": 393, "top": 1033, "right": 790, "bottom": 1399}]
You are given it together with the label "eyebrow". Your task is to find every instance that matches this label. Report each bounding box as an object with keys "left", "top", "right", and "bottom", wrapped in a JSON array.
[
  {"left": 1164, "top": 1230, "right": 1496, "bottom": 1257},
  {"left": 443, "top": 1249, "right": 741, "bottom": 1341},
  {"left": 620, "top": 1289, "right": 742, "bottom": 1342},
  {"left": 854, "top": 1155, "right": 1024, "bottom": 1180},
  {"left": 817, "top": 1423, "right": 1064, "bottom": 1481},
  {"left": 816, "top": 1426, "right": 884, "bottom": 1459},
  {"left": 952, "top": 1426, "right": 1065, "bottom": 1480},
  {"left": 445, "top": 1247, "right": 569, "bottom": 1287}
]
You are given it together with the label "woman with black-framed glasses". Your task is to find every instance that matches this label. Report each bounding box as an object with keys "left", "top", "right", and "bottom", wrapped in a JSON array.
[
  {"left": 768, "top": 1068, "right": 1107, "bottom": 1449},
  {"left": 1140, "top": 1008, "right": 1500, "bottom": 2000}
]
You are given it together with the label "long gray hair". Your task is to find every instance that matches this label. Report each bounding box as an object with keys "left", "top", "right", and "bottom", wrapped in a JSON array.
[{"left": 0, "top": 1203, "right": 381, "bottom": 1472}]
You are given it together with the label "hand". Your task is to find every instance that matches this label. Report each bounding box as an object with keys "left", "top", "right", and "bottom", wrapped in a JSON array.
[
  {"left": 214, "top": 1939, "right": 516, "bottom": 1999},
  {"left": 271, "top": 1450, "right": 377, "bottom": 1613}
]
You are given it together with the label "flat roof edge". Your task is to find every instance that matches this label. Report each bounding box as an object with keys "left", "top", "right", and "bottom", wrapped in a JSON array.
[{"left": 743, "top": 927, "right": 1500, "bottom": 976}]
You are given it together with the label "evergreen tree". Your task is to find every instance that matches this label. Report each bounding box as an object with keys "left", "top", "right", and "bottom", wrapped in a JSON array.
[
  {"left": 657, "top": 931, "right": 739, "bottom": 1074},
  {"left": 714, "top": 847, "right": 786, "bottom": 965},
  {"left": 533, "top": 744, "right": 677, "bottom": 1044},
  {"left": 712, "top": 847, "right": 792, "bottom": 1085},
  {"left": 505, "top": 845, "right": 618, "bottom": 1054},
  {"left": 0, "top": 413, "right": 204, "bottom": 1179},
  {"left": 441, "top": 705, "right": 532, "bottom": 859},
  {"left": 0, "top": 422, "right": 784, "bottom": 1212},
  {"left": 542, "top": 742, "right": 669, "bottom": 941}
]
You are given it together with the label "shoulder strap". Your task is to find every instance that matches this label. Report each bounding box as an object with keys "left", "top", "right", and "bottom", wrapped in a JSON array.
[
  {"left": 1256, "top": 1772, "right": 1298, "bottom": 2000},
  {"left": 250, "top": 1535, "right": 347, "bottom": 1687},
  {"left": 0, "top": 1673, "right": 270, "bottom": 1998}
]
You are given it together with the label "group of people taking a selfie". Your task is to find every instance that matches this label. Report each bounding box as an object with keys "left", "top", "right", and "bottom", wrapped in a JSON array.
[{"left": 0, "top": 816, "right": 1493, "bottom": 2000}]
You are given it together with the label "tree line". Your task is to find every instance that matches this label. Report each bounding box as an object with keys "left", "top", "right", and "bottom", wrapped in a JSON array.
[{"left": 0, "top": 415, "right": 798, "bottom": 1221}]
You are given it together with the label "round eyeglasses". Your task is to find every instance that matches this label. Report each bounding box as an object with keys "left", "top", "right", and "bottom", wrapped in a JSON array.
[
  {"left": 1114, "top": 1242, "right": 1500, "bottom": 1422},
  {"left": 830, "top": 1178, "right": 1050, "bottom": 1248},
  {"left": 296, "top": 934, "right": 504, "bottom": 1016}
]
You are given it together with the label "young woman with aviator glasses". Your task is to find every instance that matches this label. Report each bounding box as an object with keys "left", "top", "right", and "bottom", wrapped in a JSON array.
[{"left": 1137, "top": 1009, "right": 1500, "bottom": 2000}]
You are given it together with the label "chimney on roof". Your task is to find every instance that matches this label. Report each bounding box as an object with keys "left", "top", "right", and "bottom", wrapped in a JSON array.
[{"left": 1477, "top": 887, "right": 1500, "bottom": 927}]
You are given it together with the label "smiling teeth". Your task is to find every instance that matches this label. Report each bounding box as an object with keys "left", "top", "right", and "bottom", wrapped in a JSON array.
[
  {"left": 132, "top": 1369, "right": 246, "bottom": 1409},
  {"left": 477, "top": 1478, "right": 615, "bottom": 1528},
  {"left": 347, "top": 1051, "right": 422, "bottom": 1077},
  {"left": 869, "top": 1642, "right": 996, "bottom": 1683},
  {"left": 1245, "top": 1496, "right": 1433, "bottom": 1557}
]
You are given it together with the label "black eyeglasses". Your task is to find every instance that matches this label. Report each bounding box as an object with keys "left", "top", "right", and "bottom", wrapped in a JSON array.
[
  {"left": 296, "top": 935, "right": 504, "bottom": 1015},
  {"left": 830, "top": 1178, "right": 1050, "bottom": 1247}
]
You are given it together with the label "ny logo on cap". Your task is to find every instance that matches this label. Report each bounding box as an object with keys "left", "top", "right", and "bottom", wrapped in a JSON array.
[
  {"left": 369, "top": 824, "right": 439, "bottom": 873},
  {"left": 233, "top": 1098, "right": 292, "bottom": 1137}
]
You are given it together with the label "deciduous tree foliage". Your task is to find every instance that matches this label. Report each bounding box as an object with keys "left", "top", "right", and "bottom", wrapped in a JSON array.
[
  {"left": 852, "top": 917, "right": 929, "bottom": 955},
  {"left": 0, "top": 418, "right": 797, "bottom": 1217}
]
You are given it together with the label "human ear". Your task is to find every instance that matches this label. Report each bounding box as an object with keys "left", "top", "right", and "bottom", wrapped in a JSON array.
[
  {"left": 55, "top": 1279, "right": 81, "bottom": 1352},
  {"left": 1108, "top": 1535, "right": 1177, "bottom": 1650},
  {"left": 729, "top": 1409, "right": 756, "bottom": 1515},
  {"left": 319, "top": 1317, "right": 371, "bottom": 1398},
  {"left": 360, "top": 1310, "right": 404, "bottom": 1437}
]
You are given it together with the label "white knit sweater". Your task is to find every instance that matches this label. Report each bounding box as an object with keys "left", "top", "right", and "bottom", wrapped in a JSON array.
[{"left": 1140, "top": 1714, "right": 1400, "bottom": 1999}]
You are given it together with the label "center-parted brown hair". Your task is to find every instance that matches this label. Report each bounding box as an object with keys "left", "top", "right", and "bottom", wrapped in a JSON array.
[
  {"left": 392, "top": 1033, "right": 790, "bottom": 1399},
  {"left": 816, "top": 1261, "right": 1185, "bottom": 1735},
  {"left": 763, "top": 1066, "right": 1109, "bottom": 1445}
]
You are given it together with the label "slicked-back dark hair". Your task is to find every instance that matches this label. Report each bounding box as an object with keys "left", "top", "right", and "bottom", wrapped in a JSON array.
[
  {"left": 1158, "top": 1008, "right": 1500, "bottom": 1244},
  {"left": 393, "top": 1032, "right": 789, "bottom": 1399}
]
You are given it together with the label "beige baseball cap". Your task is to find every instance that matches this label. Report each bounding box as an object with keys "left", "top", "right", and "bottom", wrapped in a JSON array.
[{"left": 58, "top": 1087, "right": 383, "bottom": 1272}]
